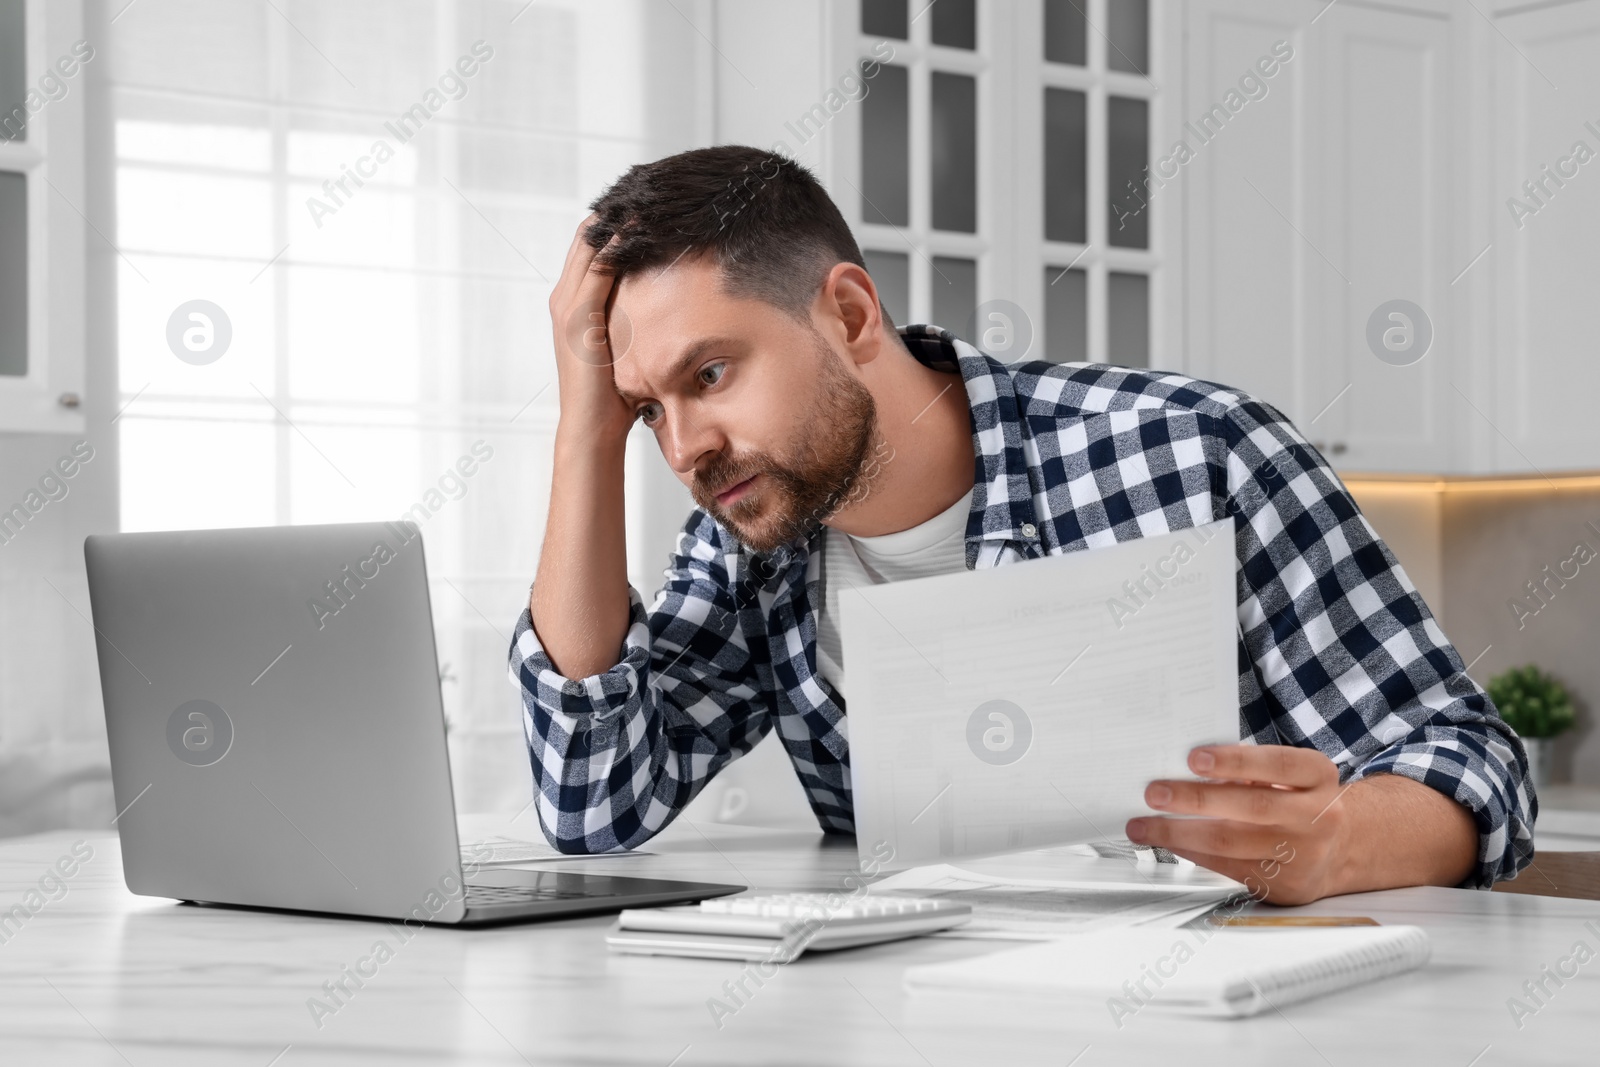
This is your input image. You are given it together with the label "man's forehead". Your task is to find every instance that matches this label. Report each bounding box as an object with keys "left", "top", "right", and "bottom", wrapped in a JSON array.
[
  {"left": 612, "top": 252, "right": 724, "bottom": 314},
  {"left": 610, "top": 262, "right": 780, "bottom": 395}
]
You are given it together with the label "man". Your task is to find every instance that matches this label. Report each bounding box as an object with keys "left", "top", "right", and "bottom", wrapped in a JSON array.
[{"left": 510, "top": 145, "right": 1534, "bottom": 904}]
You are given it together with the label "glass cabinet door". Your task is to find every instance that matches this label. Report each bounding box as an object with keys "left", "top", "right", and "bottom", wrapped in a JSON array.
[
  {"left": 0, "top": 0, "right": 87, "bottom": 432},
  {"left": 1, "top": 0, "right": 26, "bottom": 378},
  {"left": 850, "top": 0, "right": 1155, "bottom": 368},
  {"left": 0, "top": 170, "right": 23, "bottom": 377}
]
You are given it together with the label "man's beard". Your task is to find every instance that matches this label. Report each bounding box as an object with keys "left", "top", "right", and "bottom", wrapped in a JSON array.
[{"left": 691, "top": 332, "right": 879, "bottom": 555}]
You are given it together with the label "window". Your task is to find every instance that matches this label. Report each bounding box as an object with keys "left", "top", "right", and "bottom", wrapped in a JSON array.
[
  {"left": 843, "top": 0, "right": 1159, "bottom": 368},
  {"left": 107, "top": 0, "right": 701, "bottom": 812}
]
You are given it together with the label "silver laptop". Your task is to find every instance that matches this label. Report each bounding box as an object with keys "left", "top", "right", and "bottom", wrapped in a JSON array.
[{"left": 84, "top": 521, "right": 740, "bottom": 926}]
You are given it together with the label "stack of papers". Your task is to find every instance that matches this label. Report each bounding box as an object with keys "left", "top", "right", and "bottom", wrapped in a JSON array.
[{"left": 869, "top": 861, "right": 1242, "bottom": 941}]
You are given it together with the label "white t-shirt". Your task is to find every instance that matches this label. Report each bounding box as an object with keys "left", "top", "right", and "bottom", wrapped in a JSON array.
[{"left": 815, "top": 488, "right": 974, "bottom": 694}]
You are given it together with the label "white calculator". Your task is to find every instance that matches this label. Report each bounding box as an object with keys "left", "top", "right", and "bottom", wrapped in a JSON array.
[{"left": 606, "top": 893, "right": 971, "bottom": 962}]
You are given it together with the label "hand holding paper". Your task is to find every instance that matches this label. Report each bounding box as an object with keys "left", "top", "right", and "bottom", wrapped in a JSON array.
[{"left": 1128, "top": 744, "right": 1478, "bottom": 904}]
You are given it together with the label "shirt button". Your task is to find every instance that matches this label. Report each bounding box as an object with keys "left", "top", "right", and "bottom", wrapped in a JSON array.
[{"left": 1021, "top": 523, "right": 1037, "bottom": 538}]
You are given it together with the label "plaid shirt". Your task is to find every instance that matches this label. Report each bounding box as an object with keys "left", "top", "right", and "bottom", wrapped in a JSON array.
[{"left": 509, "top": 324, "right": 1535, "bottom": 887}]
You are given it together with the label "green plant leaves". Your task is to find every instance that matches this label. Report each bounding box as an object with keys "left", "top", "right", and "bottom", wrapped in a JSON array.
[{"left": 1487, "top": 664, "right": 1576, "bottom": 739}]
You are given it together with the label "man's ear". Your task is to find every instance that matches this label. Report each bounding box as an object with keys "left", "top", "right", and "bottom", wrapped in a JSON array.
[{"left": 815, "top": 262, "right": 887, "bottom": 369}]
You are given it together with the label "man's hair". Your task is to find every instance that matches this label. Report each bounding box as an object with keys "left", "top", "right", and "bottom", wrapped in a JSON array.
[{"left": 584, "top": 145, "right": 888, "bottom": 326}]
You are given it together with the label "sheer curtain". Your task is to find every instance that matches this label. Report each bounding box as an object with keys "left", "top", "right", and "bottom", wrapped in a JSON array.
[{"left": 106, "top": 0, "right": 704, "bottom": 813}]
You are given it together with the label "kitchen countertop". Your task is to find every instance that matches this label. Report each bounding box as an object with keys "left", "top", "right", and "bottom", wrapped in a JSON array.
[{"left": 1535, "top": 784, "right": 1600, "bottom": 851}]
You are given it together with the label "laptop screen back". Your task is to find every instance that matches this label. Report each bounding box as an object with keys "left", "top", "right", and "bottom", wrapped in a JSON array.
[{"left": 85, "top": 521, "right": 467, "bottom": 923}]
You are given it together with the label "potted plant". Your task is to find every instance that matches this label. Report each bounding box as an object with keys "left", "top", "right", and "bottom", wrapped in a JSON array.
[{"left": 1486, "top": 665, "right": 1577, "bottom": 790}]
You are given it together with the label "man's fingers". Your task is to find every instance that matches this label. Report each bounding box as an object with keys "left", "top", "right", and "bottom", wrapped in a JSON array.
[
  {"left": 543, "top": 215, "right": 637, "bottom": 439},
  {"left": 1145, "top": 779, "right": 1309, "bottom": 824},
  {"left": 553, "top": 213, "right": 608, "bottom": 308},
  {"left": 1149, "top": 846, "right": 1250, "bottom": 883},
  {"left": 1133, "top": 748, "right": 1342, "bottom": 907},
  {"left": 574, "top": 233, "right": 621, "bottom": 305},
  {"left": 1189, "top": 744, "right": 1337, "bottom": 790},
  {"left": 1126, "top": 815, "right": 1284, "bottom": 861},
  {"left": 564, "top": 212, "right": 601, "bottom": 274},
  {"left": 555, "top": 223, "right": 626, "bottom": 368},
  {"left": 1151, "top": 848, "right": 1292, "bottom": 902}
]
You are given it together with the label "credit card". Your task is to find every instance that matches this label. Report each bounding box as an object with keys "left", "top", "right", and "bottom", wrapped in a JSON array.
[{"left": 1208, "top": 915, "right": 1380, "bottom": 927}]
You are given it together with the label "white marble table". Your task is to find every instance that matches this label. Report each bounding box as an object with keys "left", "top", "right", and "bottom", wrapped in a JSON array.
[{"left": 2, "top": 811, "right": 1597, "bottom": 1066}]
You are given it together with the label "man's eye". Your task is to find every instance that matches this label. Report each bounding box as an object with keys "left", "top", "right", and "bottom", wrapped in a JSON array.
[
  {"left": 637, "top": 402, "right": 662, "bottom": 424},
  {"left": 698, "top": 362, "right": 725, "bottom": 386}
]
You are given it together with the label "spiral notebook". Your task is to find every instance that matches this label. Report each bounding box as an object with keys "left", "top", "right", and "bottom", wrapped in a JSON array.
[{"left": 904, "top": 925, "right": 1431, "bottom": 1018}]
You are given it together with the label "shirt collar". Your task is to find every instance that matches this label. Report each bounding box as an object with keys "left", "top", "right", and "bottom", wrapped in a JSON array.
[{"left": 897, "top": 324, "right": 1046, "bottom": 555}]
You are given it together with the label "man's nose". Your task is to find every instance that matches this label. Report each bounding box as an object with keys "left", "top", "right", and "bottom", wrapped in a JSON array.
[{"left": 663, "top": 410, "right": 726, "bottom": 476}]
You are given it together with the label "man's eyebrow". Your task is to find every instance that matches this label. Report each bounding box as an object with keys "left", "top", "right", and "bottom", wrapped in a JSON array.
[{"left": 614, "top": 337, "right": 738, "bottom": 405}]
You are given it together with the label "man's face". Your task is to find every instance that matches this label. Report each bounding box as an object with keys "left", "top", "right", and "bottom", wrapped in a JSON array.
[{"left": 610, "top": 258, "right": 878, "bottom": 553}]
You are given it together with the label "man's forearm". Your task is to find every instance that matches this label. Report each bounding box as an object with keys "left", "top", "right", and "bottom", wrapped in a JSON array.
[
  {"left": 529, "top": 426, "right": 631, "bottom": 679},
  {"left": 1331, "top": 774, "right": 1479, "bottom": 895}
]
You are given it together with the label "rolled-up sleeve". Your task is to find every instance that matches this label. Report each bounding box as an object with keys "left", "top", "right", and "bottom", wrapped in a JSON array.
[
  {"left": 1220, "top": 400, "right": 1536, "bottom": 888},
  {"left": 507, "top": 512, "right": 770, "bottom": 853}
]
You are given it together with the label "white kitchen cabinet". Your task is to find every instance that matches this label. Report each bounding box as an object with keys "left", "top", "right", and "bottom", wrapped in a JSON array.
[
  {"left": 1180, "top": 0, "right": 1461, "bottom": 472},
  {"left": 1300, "top": 2, "right": 1456, "bottom": 473},
  {"left": 1488, "top": 0, "right": 1600, "bottom": 474},
  {"left": 1176, "top": 0, "right": 1311, "bottom": 432}
]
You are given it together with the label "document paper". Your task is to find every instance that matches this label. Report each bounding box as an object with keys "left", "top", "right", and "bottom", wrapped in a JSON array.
[
  {"left": 869, "top": 864, "right": 1240, "bottom": 940},
  {"left": 841, "top": 520, "right": 1239, "bottom": 870}
]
